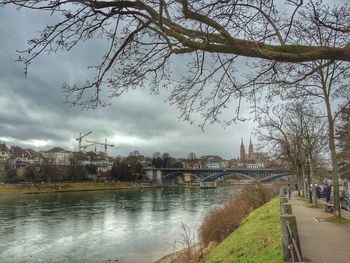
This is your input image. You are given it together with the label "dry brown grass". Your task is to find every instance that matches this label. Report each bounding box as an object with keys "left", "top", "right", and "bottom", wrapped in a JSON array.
[
  {"left": 200, "top": 183, "right": 279, "bottom": 246},
  {"left": 0, "top": 182, "right": 159, "bottom": 194}
]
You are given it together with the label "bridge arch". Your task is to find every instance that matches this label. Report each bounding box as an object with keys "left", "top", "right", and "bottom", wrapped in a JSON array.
[
  {"left": 163, "top": 171, "right": 203, "bottom": 181},
  {"left": 203, "top": 172, "right": 256, "bottom": 182},
  {"left": 259, "top": 173, "right": 293, "bottom": 182},
  {"left": 143, "top": 167, "right": 292, "bottom": 182}
]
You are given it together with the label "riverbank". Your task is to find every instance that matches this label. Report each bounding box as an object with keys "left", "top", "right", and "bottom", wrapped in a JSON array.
[
  {"left": 154, "top": 244, "right": 201, "bottom": 263},
  {"left": 204, "top": 196, "right": 282, "bottom": 262},
  {"left": 155, "top": 196, "right": 282, "bottom": 263},
  {"left": 0, "top": 182, "right": 161, "bottom": 194}
]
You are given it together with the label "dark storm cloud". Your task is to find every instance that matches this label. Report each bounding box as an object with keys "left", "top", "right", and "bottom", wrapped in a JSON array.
[{"left": 0, "top": 5, "right": 256, "bottom": 159}]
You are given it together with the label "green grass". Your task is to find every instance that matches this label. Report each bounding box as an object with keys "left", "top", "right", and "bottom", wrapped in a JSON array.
[
  {"left": 325, "top": 216, "right": 350, "bottom": 224},
  {"left": 204, "top": 197, "right": 284, "bottom": 263},
  {"left": 306, "top": 203, "right": 322, "bottom": 209}
]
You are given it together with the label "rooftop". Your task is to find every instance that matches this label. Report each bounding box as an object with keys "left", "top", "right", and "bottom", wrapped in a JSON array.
[{"left": 0, "top": 143, "right": 8, "bottom": 152}]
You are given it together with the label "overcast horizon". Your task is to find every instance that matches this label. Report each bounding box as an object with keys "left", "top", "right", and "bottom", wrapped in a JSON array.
[{"left": 0, "top": 5, "right": 258, "bottom": 160}]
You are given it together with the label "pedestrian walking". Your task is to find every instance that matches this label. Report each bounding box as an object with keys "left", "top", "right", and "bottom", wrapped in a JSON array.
[
  {"left": 288, "top": 184, "right": 292, "bottom": 200},
  {"left": 316, "top": 185, "right": 321, "bottom": 199},
  {"left": 325, "top": 185, "right": 331, "bottom": 203}
]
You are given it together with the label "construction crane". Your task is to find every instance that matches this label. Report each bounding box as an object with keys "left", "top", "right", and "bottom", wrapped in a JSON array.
[
  {"left": 80, "top": 142, "right": 98, "bottom": 151},
  {"left": 85, "top": 138, "right": 114, "bottom": 155},
  {"left": 76, "top": 131, "right": 92, "bottom": 151}
]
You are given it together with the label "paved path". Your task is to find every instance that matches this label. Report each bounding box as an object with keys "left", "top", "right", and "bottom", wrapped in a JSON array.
[{"left": 290, "top": 194, "right": 350, "bottom": 263}]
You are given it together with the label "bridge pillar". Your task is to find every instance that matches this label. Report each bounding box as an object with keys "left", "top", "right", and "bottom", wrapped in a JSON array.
[
  {"left": 144, "top": 169, "right": 155, "bottom": 181},
  {"left": 144, "top": 169, "right": 162, "bottom": 182},
  {"left": 144, "top": 169, "right": 152, "bottom": 180},
  {"left": 156, "top": 169, "right": 162, "bottom": 183},
  {"left": 200, "top": 181, "right": 217, "bottom": 188}
]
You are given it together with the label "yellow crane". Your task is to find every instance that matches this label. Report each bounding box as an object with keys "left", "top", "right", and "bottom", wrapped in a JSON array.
[
  {"left": 85, "top": 138, "right": 114, "bottom": 155},
  {"left": 76, "top": 131, "right": 92, "bottom": 151},
  {"left": 80, "top": 143, "right": 98, "bottom": 151}
]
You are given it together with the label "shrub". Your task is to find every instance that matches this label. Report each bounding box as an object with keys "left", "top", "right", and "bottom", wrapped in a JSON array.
[
  {"left": 4, "top": 169, "right": 22, "bottom": 184},
  {"left": 200, "top": 183, "right": 279, "bottom": 246}
]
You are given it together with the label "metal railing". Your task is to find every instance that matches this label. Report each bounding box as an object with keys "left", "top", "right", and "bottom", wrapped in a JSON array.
[
  {"left": 280, "top": 187, "right": 303, "bottom": 262},
  {"left": 286, "top": 223, "right": 303, "bottom": 262}
]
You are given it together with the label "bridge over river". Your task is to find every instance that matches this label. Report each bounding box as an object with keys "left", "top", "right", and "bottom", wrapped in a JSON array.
[{"left": 143, "top": 167, "right": 292, "bottom": 183}]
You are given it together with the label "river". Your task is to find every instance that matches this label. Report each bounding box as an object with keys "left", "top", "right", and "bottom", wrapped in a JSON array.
[{"left": 0, "top": 187, "right": 240, "bottom": 263}]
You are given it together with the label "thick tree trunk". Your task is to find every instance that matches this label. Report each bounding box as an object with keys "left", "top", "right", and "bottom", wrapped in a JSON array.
[
  {"left": 311, "top": 160, "right": 317, "bottom": 206},
  {"left": 302, "top": 170, "right": 307, "bottom": 199},
  {"left": 325, "top": 96, "right": 341, "bottom": 217},
  {"left": 294, "top": 166, "right": 303, "bottom": 197},
  {"left": 300, "top": 171, "right": 305, "bottom": 197}
]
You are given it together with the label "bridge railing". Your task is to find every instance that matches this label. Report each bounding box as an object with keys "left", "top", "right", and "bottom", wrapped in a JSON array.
[{"left": 143, "top": 167, "right": 292, "bottom": 182}]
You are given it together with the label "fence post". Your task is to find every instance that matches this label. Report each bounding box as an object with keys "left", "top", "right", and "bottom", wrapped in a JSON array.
[
  {"left": 282, "top": 203, "right": 293, "bottom": 215},
  {"left": 280, "top": 188, "right": 286, "bottom": 197},
  {"left": 283, "top": 187, "right": 288, "bottom": 195},
  {"left": 280, "top": 214, "right": 302, "bottom": 261},
  {"left": 280, "top": 196, "right": 288, "bottom": 212}
]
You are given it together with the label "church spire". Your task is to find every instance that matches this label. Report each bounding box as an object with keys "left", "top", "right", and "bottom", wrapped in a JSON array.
[
  {"left": 240, "top": 138, "right": 246, "bottom": 161},
  {"left": 248, "top": 137, "right": 254, "bottom": 160}
]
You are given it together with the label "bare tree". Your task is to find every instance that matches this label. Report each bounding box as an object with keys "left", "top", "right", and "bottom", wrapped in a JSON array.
[
  {"left": 252, "top": 2, "right": 350, "bottom": 216},
  {"left": 152, "top": 152, "right": 161, "bottom": 159},
  {"left": 290, "top": 103, "right": 328, "bottom": 205},
  {"left": 336, "top": 106, "right": 350, "bottom": 180},
  {"left": 0, "top": 1, "right": 349, "bottom": 123},
  {"left": 162, "top": 152, "right": 171, "bottom": 168},
  {"left": 1, "top": 0, "right": 349, "bottom": 212},
  {"left": 312, "top": 1, "right": 350, "bottom": 33},
  {"left": 256, "top": 101, "right": 328, "bottom": 201},
  {"left": 256, "top": 104, "right": 305, "bottom": 195}
]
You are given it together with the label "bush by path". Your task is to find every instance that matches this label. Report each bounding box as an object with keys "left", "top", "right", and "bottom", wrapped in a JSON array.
[
  {"left": 204, "top": 197, "right": 283, "bottom": 263},
  {"left": 200, "top": 183, "right": 279, "bottom": 246}
]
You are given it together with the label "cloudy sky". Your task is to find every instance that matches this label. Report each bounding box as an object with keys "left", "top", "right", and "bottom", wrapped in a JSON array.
[{"left": 0, "top": 5, "right": 257, "bottom": 159}]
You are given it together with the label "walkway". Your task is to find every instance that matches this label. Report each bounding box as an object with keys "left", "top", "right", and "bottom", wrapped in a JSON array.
[{"left": 290, "top": 194, "right": 350, "bottom": 263}]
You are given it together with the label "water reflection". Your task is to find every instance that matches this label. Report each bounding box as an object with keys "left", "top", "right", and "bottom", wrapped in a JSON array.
[{"left": 0, "top": 187, "right": 239, "bottom": 263}]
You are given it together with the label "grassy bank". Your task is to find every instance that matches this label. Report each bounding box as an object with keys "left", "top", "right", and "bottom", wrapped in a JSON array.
[
  {"left": 204, "top": 197, "right": 283, "bottom": 263},
  {"left": 0, "top": 182, "right": 160, "bottom": 194}
]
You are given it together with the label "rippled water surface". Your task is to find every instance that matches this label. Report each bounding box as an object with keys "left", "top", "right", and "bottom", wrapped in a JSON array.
[{"left": 0, "top": 187, "right": 239, "bottom": 263}]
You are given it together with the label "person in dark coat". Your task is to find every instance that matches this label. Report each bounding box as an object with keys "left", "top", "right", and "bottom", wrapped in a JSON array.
[
  {"left": 325, "top": 185, "right": 331, "bottom": 203},
  {"left": 316, "top": 185, "right": 321, "bottom": 199}
]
